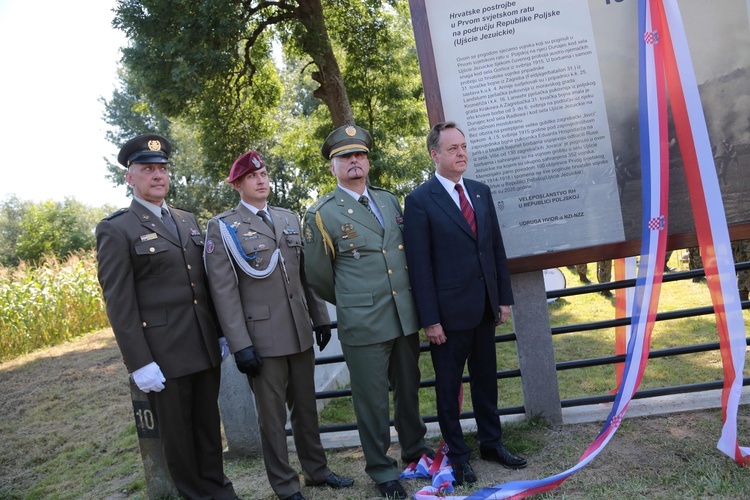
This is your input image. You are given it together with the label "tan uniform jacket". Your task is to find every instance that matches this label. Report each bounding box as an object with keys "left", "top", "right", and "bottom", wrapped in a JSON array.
[{"left": 204, "top": 203, "right": 329, "bottom": 357}]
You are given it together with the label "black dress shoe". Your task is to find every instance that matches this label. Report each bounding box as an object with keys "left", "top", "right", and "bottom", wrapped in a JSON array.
[
  {"left": 377, "top": 479, "right": 407, "bottom": 499},
  {"left": 452, "top": 461, "right": 477, "bottom": 485},
  {"left": 305, "top": 471, "right": 354, "bottom": 488},
  {"left": 281, "top": 493, "right": 305, "bottom": 500},
  {"left": 480, "top": 445, "right": 527, "bottom": 469}
]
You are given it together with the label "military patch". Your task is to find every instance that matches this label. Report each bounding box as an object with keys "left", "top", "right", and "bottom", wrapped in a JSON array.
[
  {"left": 305, "top": 225, "right": 314, "bottom": 243},
  {"left": 206, "top": 240, "right": 215, "bottom": 254}
]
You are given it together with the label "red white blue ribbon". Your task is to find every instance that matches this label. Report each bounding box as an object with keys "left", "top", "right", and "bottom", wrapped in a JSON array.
[{"left": 409, "top": 2, "right": 747, "bottom": 498}]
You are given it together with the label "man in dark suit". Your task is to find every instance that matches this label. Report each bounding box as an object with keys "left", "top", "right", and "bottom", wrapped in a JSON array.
[
  {"left": 96, "top": 134, "right": 237, "bottom": 499},
  {"left": 403, "top": 122, "right": 527, "bottom": 485},
  {"left": 204, "top": 150, "right": 353, "bottom": 500}
]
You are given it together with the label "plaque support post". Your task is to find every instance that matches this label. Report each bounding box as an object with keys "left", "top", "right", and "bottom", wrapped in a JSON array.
[{"left": 510, "top": 271, "right": 563, "bottom": 426}]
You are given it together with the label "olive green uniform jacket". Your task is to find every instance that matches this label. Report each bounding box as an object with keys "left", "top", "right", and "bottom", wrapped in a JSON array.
[{"left": 303, "top": 186, "right": 419, "bottom": 344}]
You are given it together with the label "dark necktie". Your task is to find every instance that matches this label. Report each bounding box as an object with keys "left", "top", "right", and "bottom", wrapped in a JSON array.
[
  {"left": 358, "top": 195, "right": 381, "bottom": 226},
  {"left": 160, "top": 207, "right": 179, "bottom": 238},
  {"left": 455, "top": 184, "right": 477, "bottom": 236},
  {"left": 257, "top": 209, "right": 275, "bottom": 232}
]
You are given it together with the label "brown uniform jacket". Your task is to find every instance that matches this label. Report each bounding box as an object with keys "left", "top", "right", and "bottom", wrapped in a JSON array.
[
  {"left": 204, "top": 203, "right": 330, "bottom": 357},
  {"left": 95, "top": 200, "right": 222, "bottom": 379}
]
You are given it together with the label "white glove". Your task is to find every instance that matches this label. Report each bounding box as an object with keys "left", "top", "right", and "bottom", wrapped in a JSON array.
[
  {"left": 219, "top": 337, "right": 230, "bottom": 361},
  {"left": 132, "top": 361, "right": 166, "bottom": 393}
]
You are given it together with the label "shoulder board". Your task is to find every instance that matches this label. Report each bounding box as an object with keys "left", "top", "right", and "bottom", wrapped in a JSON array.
[
  {"left": 103, "top": 208, "right": 128, "bottom": 220},
  {"left": 369, "top": 185, "right": 396, "bottom": 196},
  {"left": 306, "top": 192, "right": 335, "bottom": 213},
  {"left": 271, "top": 206, "right": 295, "bottom": 216},
  {"left": 216, "top": 208, "right": 238, "bottom": 219}
]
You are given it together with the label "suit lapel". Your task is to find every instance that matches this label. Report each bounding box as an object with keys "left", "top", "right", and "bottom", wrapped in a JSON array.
[
  {"left": 334, "top": 186, "right": 384, "bottom": 235},
  {"left": 130, "top": 200, "right": 180, "bottom": 245},
  {"left": 428, "top": 176, "right": 476, "bottom": 239}
]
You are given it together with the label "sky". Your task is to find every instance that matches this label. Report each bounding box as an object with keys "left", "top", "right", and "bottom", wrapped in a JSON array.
[{"left": 0, "top": 0, "right": 130, "bottom": 208}]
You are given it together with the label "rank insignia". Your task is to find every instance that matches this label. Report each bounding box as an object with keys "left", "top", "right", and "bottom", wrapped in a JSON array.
[
  {"left": 231, "top": 221, "right": 241, "bottom": 228},
  {"left": 305, "top": 225, "right": 314, "bottom": 243},
  {"left": 141, "top": 214, "right": 151, "bottom": 221}
]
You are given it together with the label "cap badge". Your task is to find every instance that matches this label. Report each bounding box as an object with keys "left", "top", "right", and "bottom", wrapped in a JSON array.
[
  {"left": 147, "top": 140, "right": 162, "bottom": 152},
  {"left": 252, "top": 156, "right": 262, "bottom": 169},
  {"left": 345, "top": 126, "right": 356, "bottom": 136}
]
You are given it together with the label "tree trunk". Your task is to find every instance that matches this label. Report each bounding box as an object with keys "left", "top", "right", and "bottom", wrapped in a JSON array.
[{"left": 296, "top": 0, "right": 354, "bottom": 127}]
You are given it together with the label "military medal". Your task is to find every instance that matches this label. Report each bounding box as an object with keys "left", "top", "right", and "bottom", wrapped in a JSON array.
[
  {"left": 140, "top": 233, "right": 158, "bottom": 242},
  {"left": 190, "top": 229, "right": 201, "bottom": 236}
]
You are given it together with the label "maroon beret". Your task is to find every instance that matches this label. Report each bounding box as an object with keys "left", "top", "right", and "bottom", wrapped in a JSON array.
[{"left": 227, "top": 150, "right": 266, "bottom": 183}]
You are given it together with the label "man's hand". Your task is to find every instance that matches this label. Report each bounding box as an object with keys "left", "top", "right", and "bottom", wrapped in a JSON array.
[
  {"left": 314, "top": 324, "right": 332, "bottom": 351},
  {"left": 218, "top": 337, "right": 230, "bottom": 361},
  {"left": 234, "top": 346, "right": 263, "bottom": 377},
  {"left": 496, "top": 305, "right": 512, "bottom": 326},
  {"left": 132, "top": 361, "right": 166, "bottom": 393},
  {"left": 424, "top": 324, "right": 447, "bottom": 345}
]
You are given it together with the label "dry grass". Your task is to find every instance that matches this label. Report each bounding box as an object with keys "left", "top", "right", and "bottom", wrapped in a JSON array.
[{"left": 1, "top": 328, "right": 749, "bottom": 499}]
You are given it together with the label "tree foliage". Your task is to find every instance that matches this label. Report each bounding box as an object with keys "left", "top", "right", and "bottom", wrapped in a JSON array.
[{"left": 105, "top": 0, "right": 434, "bottom": 216}]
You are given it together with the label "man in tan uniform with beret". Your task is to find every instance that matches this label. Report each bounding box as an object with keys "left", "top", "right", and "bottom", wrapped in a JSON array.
[
  {"left": 304, "top": 125, "right": 432, "bottom": 499},
  {"left": 96, "top": 134, "right": 237, "bottom": 499},
  {"left": 204, "top": 151, "right": 353, "bottom": 500}
]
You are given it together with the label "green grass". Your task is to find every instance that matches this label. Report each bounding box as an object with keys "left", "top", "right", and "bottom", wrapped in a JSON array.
[{"left": 321, "top": 250, "right": 750, "bottom": 425}]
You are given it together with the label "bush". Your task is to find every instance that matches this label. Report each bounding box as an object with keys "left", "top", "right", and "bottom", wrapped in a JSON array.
[{"left": 0, "top": 251, "right": 109, "bottom": 362}]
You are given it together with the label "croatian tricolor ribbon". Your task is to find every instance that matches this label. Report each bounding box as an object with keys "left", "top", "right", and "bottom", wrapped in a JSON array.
[{"left": 411, "top": 2, "right": 747, "bottom": 498}]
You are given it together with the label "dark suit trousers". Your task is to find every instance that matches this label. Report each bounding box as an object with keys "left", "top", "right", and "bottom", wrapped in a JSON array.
[
  {"left": 430, "top": 311, "right": 503, "bottom": 464},
  {"left": 147, "top": 365, "right": 236, "bottom": 500},
  {"left": 248, "top": 348, "right": 330, "bottom": 498}
]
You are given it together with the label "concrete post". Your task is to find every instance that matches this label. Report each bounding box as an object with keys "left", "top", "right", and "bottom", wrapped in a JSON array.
[
  {"left": 218, "top": 360, "right": 262, "bottom": 458},
  {"left": 510, "top": 270, "right": 563, "bottom": 426},
  {"left": 128, "top": 378, "right": 178, "bottom": 498}
]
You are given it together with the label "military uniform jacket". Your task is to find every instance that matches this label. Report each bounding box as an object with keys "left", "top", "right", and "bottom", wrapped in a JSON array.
[
  {"left": 204, "top": 203, "right": 330, "bottom": 357},
  {"left": 303, "top": 186, "right": 419, "bottom": 346},
  {"left": 95, "top": 200, "right": 222, "bottom": 379}
]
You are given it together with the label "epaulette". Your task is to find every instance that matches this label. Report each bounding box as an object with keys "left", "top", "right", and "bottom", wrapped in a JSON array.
[
  {"left": 103, "top": 208, "right": 128, "bottom": 220},
  {"left": 369, "top": 185, "right": 397, "bottom": 196},
  {"left": 215, "top": 208, "right": 237, "bottom": 220},
  {"left": 306, "top": 192, "right": 335, "bottom": 214}
]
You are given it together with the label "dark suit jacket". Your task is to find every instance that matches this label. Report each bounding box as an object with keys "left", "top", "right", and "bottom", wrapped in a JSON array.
[
  {"left": 404, "top": 176, "right": 513, "bottom": 331},
  {"left": 96, "top": 200, "right": 222, "bottom": 378}
]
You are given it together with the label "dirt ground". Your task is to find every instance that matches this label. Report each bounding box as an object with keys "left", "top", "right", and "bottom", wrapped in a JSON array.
[{"left": 1, "top": 329, "right": 749, "bottom": 499}]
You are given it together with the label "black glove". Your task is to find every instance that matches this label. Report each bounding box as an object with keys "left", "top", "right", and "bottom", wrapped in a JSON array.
[
  {"left": 234, "top": 346, "right": 263, "bottom": 377},
  {"left": 314, "top": 324, "right": 332, "bottom": 351}
]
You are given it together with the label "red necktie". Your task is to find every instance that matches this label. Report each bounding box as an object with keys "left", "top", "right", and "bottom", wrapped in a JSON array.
[{"left": 455, "top": 184, "right": 477, "bottom": 236}]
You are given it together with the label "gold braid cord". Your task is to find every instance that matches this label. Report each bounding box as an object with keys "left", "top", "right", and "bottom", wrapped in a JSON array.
[{"left": 315, "top": 211, "right": 335, "bottom": 260}]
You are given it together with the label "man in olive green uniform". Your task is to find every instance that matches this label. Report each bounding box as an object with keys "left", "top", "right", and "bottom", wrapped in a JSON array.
[
  {"left": 204, "top": 151, "right": 353, "bottom": 500},
  {"left": 304, "top": 125, "right": 432, "bottom": 500}
]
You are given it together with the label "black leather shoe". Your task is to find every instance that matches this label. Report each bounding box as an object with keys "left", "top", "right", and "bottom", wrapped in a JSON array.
[
  {"left": 452, "top": 461, "right": 477, "bottom": 485},
  {"left": 402, "top": 448, "right": 436, "bottom": 465},
  {"left": 480, "top": 445, "right": 527, "bottom": 469},
  {"left": 305, "top": 471, "right": 354, "bottom": 488},
  {"left": 281, "top": 493, "right": 305, "bottom": 500},
  {"left": 377, "top": 479, "right": 408, "bottom": 499}
]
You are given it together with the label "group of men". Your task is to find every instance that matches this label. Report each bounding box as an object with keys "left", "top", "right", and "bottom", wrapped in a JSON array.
[{"left": 96, "top": 121, "right": 525, "bottom": 500}]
